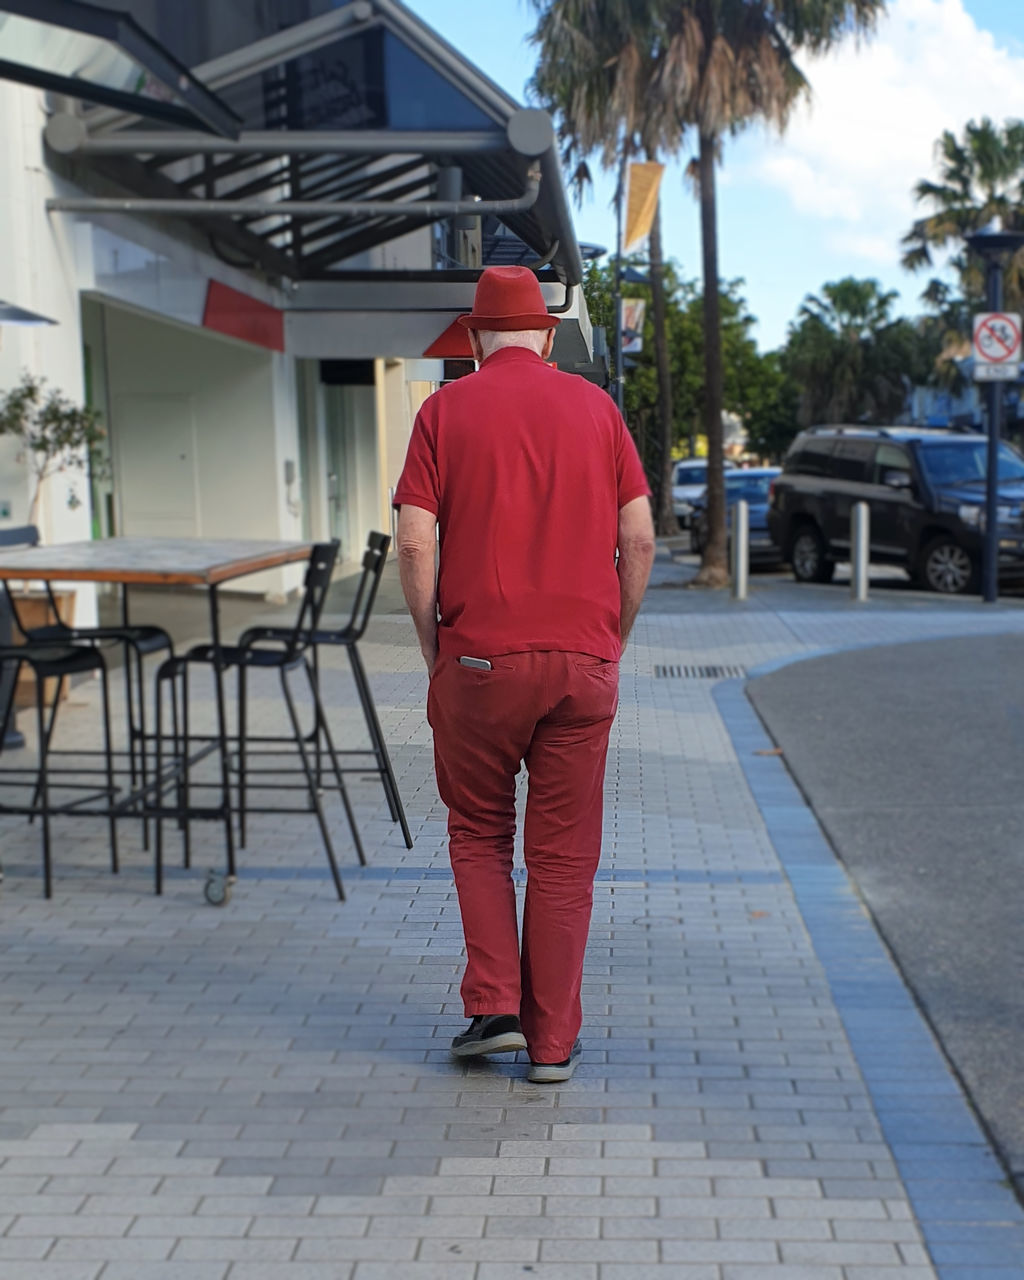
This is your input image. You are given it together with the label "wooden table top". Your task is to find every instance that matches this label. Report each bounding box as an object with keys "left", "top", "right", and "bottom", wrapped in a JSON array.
[{"left": 0, "top": 538, "right": 314, "bottom": 586}]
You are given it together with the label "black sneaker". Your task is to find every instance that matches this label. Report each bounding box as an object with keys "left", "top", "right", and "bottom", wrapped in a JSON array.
[
  {"left": 450, "top": 1014, "right": 527, "bottom": 1059},
  {"left": 527, "top": 1039, "right": 582, "bottom": 1083}
]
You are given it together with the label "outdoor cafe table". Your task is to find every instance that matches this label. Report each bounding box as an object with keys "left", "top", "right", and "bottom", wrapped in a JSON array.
[{"left": 0, "top": 536, "right": 313, "bottom": 890}]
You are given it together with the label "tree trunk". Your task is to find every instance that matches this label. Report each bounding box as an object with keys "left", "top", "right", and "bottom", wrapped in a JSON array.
[
  {"left": 692, "top": 130, "right": 729, "bottom": 588},
  {"left": 647, "top": 182, "right": 675, "bottom": 537}
]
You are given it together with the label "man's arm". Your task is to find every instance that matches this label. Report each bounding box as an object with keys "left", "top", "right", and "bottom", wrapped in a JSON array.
[
  {"left": 617, "top": 495, "right": 656, "bottom": 649},
  {"left": 396, "top": 503, "right": 439, "bottom": 673}
]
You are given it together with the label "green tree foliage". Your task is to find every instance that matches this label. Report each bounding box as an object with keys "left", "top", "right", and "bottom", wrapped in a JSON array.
[
  {"left": 903, "top": 117, "right": 1024, "bottom": 307},
  {"left": 784, "top": 278, "right": 939, "bottom": 426},
  {"left": 0, "top": 372, "right": 105, "bottom": 525},
  {"left": 584, "top": 261, "right": 799, "bottom": 469}
]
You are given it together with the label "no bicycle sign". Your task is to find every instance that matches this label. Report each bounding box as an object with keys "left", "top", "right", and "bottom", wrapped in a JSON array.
[{"left": 973, "top": 312, "right": 1022, "bottom": 381}]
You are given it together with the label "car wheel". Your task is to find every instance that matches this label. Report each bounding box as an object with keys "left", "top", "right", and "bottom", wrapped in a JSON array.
[
  {"left": 677, "top": 516, "right": 687, "bottom": 532},
  {"left": 790, "top": 525, "right": 835, "bottom": 584},
  {"left": 919, "top": 536, "right": 978, "bottom": 594},
  {"left": 690, "top": 523, "right": 703, "bottom": 555}
]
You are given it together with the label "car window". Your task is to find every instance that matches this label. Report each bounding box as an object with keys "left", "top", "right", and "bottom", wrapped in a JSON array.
[
  {"left": 725, "top": 474, "right": 776, "bottom": 502},
  {"left": 832, "top": 439, "right": 874, "bottom": 482},
  {"left": 674, "top": 465, "right": 706, "bottom": 486},
  {"left": 916, "top": 440, "right": 1024, "bottom": 486},
  {"left": 785, "top": 436, "right": 835, "bottom": 475},
  {"left": 871, "top": 443, "right": 912, "bottom": 483}
]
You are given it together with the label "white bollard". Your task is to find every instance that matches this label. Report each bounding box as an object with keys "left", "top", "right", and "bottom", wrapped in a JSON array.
[
  {"left": 731, "top": 500, "right": 749, "bottom": 601},
  {"left": 851, "top": 501, "right": 870, "bottom": 602}
]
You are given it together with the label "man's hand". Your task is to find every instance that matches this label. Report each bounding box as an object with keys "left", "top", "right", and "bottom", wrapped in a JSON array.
[
  {"left": 396, "top": 504, "right": 440, "bottom": 673},
  {"left": 617, "top": 495, "right": 657, "bottom": 647}
]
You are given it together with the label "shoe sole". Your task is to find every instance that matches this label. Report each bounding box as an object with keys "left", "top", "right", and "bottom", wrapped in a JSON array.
[
  {"left": 450, "top": 1032, "right": 527, "bottom": 1059},
  {"left": 527, "top": 1058, "right": 579, "bottom": 1083}
]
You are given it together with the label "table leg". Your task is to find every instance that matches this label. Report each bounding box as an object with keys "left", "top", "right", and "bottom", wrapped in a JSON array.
[{"left": 208, "top": 584, "right": 236, "bottom": 880}]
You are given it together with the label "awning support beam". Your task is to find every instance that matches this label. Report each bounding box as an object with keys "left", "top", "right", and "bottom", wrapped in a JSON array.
[
  {"left": 46, "top": 123, "right": 510, "bottom": 158},
  {"left": 47, "top": 175, "right": 539, "bottom": 221}
]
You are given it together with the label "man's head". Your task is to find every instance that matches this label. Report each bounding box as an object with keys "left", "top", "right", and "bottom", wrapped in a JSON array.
[{"left": 457, "top": 266, "right": 560, "bottom": 364}]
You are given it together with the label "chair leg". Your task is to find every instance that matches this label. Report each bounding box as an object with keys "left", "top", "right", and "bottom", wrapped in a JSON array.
[
  {"left": 312, "top": 644, "right": 324, "bottom": 790},
  {"left": 237, "top": 662, "right": 248, "bottom": 848},
  {"left": 34, "top": 675, "right": 53, "bottom": 899},
  {"left": 349, "top": 645, "right": 413, "bottom": 848},
  {"left": 99, "top": 662, "right": 119, "bottom": 874},
  {"left": 27, "top": 674, "right": 64, "bottom": 824},
  {"left": 154, "top": 670, "right": 164, "bottom": 895},
  {"left": 0, "top": 656, "right": 20, "bottom": 746},
  {"left": 304, "top": 659, "right": 366, "bottom": 868},
  {"left": 134, "top": 646, "right": 150, "bottom": 852},
  {"left": 122, "top": 638, "right": 139, "bottom": 795},
  {"left": 180, "top": 664, "right": 192, "bottom": 870},
  {"left": 280, "top": 664, "right": 345, "bottom": 901}
]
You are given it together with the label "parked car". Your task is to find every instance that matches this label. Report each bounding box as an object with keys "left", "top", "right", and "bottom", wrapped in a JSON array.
[
  {"left": 690, "top": 467, "right": 783, "bottom": 564},
  {"left": 767, "top": 425, "right": 1024, "bottom": 594},
  {"left": 672, "top": 457, "right": 736, "bottom": 529}
]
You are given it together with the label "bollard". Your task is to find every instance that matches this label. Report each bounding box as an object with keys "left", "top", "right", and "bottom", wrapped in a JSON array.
[
  {"left": 851, "top": 501, "right": 870, "bottom": 602},
  {"left": 731, "top": 500, "right": 749, "bottom": 601},
  {"left": 388, "top": 486, "right": 398, "bottom": 550}
]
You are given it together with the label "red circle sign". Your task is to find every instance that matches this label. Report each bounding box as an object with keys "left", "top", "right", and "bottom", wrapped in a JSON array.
[{"left": 974, "top": 313, "right": 1022, "bottom": 363}]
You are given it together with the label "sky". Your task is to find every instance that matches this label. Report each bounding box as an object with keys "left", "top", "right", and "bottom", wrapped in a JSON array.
[{"left": 406, "top": 0, "right": 1024, "bottom": 352}]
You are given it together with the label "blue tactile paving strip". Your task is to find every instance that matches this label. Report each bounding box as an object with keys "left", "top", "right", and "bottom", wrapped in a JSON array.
[{"left": 714, "top": 675, "right": 1024, "bottom": 1278}]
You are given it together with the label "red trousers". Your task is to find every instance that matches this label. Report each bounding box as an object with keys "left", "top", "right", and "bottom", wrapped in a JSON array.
[{"left": 428, "top": 649, "right": 619, "bottom": 1062}]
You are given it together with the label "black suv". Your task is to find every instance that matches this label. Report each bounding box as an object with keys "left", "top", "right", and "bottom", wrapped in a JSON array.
[{"left": 768, "top": 426, "right": 1024, "bottom": 594}]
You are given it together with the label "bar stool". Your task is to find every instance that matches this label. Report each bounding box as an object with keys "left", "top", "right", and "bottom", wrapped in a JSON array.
[
  {"left": 153, "top": 541, "right": 358, "bottom": 900},
  {"left": 237, "top": 531, "right": 412, "bottom": 850},
  {"left": 0, "top": 640, "right": 118, "bottom": 897}
]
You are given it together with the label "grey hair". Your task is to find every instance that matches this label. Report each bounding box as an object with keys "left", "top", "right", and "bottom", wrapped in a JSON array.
[{"left": 475, "top": 329, "right": 550, "bottom": 358}]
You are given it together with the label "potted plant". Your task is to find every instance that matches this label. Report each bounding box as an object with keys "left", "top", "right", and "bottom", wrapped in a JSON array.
[{"left": 0, "top": 372, "right": 106, "bottom": 705}]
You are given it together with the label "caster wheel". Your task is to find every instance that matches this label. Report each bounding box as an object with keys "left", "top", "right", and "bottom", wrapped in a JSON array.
[{"left": 204, "top": 870, "right": 232, "bottom": 907}]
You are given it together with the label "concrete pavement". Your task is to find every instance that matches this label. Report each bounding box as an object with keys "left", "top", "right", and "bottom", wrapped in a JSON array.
[{"left": 0, "top": 549, "right": 1021, "bottom": 1277}]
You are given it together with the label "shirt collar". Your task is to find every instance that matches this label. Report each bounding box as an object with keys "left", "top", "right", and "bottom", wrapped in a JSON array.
[{"left": 479, "top": 346, "right": 546, "bottom": 369}]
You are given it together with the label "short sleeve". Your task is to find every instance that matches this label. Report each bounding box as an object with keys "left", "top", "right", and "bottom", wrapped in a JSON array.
[
  {"left": 614, "top": 412, "right": 652, "bottom": 508},
  {"left": 393, "top": 403, "right": 440, "bottom": 515}
]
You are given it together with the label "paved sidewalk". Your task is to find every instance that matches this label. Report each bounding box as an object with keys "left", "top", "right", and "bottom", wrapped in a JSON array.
[{"left": 0, "top": 558, "right": 1022, "bottom": 1278}]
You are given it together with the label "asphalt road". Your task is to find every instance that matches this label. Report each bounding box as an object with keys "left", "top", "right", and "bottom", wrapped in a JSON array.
[{"left": 747, "top": 634, "right": 1024, "bottom": 1195}]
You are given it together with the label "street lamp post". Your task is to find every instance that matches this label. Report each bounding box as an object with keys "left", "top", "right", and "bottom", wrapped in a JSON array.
[{"left": 965, "top": 228, "right": 1024, "bottom": 604}]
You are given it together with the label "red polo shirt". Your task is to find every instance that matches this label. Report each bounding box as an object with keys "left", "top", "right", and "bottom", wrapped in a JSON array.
[{"left": 393, "top": 346, "right": 650, "bottom": 662}]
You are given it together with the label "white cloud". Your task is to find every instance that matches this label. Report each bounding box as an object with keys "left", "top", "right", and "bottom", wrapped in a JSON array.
[{"left": 743, "top": 0, "right": 1024, "bottom": 272}]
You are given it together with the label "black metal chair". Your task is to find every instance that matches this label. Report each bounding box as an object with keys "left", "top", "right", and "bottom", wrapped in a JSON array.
[
  {"left": 0, "top": 526, "right": 174, "bottom": 843},
  {"left": 0, "top": 639, "right": 118, "bottom": 898},
  {"left": 237, "top": 530, "right": 412, "bottom": 850},
  {"left": 153, "top": 540, "right": 357, "bottom": 900}
]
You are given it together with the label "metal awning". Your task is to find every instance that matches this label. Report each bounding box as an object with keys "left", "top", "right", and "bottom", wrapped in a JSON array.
[
  {"left": 0, "top": 0, "right": 240, "bottom": 136},
  {"left": 41, "top": 0, "right": 583, "bottom": 288}
]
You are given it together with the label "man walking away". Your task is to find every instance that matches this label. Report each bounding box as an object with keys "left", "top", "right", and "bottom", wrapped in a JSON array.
[{"left": 394, "top": 266, "right": 656, "bottom": 1082}]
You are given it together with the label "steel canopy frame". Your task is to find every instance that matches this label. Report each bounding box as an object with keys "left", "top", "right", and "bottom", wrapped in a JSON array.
[
  {"left": 0, "top": 0, "right": 240, "bottom": 137},
  {"left": 41, "top": 0, "right": 583, "bottom": 287}
]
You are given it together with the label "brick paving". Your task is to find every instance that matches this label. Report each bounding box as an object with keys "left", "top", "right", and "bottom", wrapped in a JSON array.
[{"left": 0, "top": 562, "right": 1023, "bottom": 1277}]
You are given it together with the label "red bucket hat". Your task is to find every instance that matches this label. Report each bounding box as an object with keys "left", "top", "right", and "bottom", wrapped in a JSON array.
[{"left": 457, "top": 266, "right": 561, "bottom": 331}]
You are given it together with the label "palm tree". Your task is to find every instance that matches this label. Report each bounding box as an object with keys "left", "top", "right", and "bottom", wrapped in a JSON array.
[
  {"left": 657, "top": 0, "right": 887, "bottom": 585},
  {"left": 785, "top": 277, "right": 925, "bottom": 424},
  {"left": 903, "top": 117, "right": 1024, "bottom": 308},
  {"left": 529, "top": 2, "right": 681, "bottom": 536},
  {"left": 529, "top": 0, "right": 886, "bottom": 585}
]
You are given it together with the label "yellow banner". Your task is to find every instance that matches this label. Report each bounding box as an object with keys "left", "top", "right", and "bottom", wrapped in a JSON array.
[{"left": 624, "top": 162, "right": 664, "bottom": 252}]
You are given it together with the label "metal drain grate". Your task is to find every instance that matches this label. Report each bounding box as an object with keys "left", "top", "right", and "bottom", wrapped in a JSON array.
[{"left": 654, "top": 663, "right": 746, "bottom": 679}]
